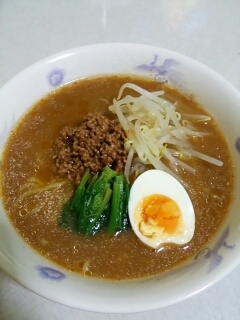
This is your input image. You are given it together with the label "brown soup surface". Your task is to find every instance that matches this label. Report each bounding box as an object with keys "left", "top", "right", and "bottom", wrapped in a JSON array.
[{"left": 0, "top": 75, "right": 234, "bottom": 280}]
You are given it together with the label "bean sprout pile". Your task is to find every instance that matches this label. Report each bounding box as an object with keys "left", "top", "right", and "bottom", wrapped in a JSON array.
[{"left": 109, "top": 83, "right": 223, "bottom": 183}]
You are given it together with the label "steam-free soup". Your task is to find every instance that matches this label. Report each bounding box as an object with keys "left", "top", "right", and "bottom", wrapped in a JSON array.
[{"left": 0, "top": 75, "right": 234, "bottom": 280}]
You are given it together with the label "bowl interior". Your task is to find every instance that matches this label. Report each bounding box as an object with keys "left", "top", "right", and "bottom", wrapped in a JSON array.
[{"left": 0, "top": 43, "right": 239, "bottom": 313}]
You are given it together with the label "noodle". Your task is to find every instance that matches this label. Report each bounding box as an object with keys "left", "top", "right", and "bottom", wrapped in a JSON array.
[
  {"left": 14, "top": 179, "right": 68, "bottom": 205},
  {"left": 82, "top": 259, "right": 91, "bottom": 276}
]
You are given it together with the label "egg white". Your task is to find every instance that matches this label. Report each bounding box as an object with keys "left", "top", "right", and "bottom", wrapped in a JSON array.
[{"left": 128, "top": 170, "right": 195, "bottom": 249}]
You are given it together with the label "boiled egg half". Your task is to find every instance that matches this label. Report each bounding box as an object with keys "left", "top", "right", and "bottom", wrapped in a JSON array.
[{"left": 128, "top": 170, "right": 195, "bottom": 249}]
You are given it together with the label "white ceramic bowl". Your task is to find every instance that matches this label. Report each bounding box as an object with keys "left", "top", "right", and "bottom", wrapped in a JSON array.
[{"left": 0, "top": 43, "right": 239, "bottom": 313}]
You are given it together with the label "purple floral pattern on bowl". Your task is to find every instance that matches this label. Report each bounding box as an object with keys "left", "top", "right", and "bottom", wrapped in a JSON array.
[
  {"left": 36, "top": 265, "right": 66, "bottom": 281},
  {"left": 194, "top": 227, "right": 235, "bottom": 273},
  {"left": 236, "top": 137, "right": 240, "bottom": 153},
  {"left": 47, "top": 68, "right": 65, "bottom": 87},
  {"left": 136, "top": 54, "right": 185, "bottom": 87}
]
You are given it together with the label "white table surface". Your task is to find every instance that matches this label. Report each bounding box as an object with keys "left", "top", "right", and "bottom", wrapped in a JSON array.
[{"left": 1, "top": 1, "right": 240, "bottom": 319}]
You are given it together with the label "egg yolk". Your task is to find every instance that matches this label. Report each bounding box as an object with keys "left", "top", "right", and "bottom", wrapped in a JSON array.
[{"left": 140, "top": 194, "right": 183, "bottom": 234}]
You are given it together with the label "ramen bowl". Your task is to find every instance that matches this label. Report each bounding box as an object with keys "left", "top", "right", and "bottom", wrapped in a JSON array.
[{"left": 0, "top": 43, "right": 239, "bottom": 313}]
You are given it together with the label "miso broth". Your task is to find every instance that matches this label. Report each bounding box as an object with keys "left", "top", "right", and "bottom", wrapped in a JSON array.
[{"left": 0, "top": 75, "right": 234, "bottom": 280}]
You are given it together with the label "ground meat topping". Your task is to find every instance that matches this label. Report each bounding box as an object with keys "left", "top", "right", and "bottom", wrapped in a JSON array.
[{"left": 54, "top": 113, "right": 127, "bottom": 184}]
